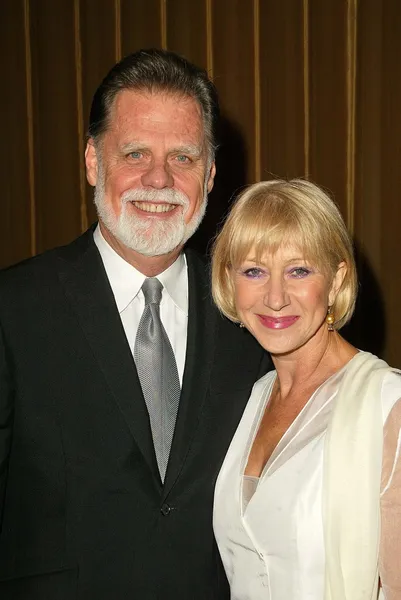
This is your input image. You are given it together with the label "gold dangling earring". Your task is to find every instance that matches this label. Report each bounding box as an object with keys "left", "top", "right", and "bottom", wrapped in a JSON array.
[{"left": 326, "top": 306, "right": 335, "bottom": 331}]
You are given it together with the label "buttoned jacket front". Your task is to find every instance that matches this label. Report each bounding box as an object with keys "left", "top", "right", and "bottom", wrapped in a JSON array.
[{"left": 0, "top": 227, "right": 270, "bottom": 600}]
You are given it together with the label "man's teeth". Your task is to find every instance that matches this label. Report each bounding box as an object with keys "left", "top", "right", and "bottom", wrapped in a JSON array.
[{"left": 132, "top": 201, "right": 176, "bottom": 213}]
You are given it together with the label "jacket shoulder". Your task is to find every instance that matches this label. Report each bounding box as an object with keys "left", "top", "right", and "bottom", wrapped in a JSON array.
[{"left": 0, "top": 228, "right": 96, "bottom": 304}]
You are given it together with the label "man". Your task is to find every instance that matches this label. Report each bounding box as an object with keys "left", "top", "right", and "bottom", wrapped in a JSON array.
[{"left": 0, "top": 49, "right": 270, "bottom": 599}]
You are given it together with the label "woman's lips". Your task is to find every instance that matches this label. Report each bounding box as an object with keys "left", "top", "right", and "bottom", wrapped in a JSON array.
[{"left": 257, "top": 315, "right": 299, "bottom": 329}]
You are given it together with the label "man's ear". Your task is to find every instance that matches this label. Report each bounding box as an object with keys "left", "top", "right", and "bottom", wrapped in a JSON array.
[
  {"left": 328, "top": 261, "right": 347, "bottom": 306},
  {"left": 207, "top": 161, "right": 216, "bottom": 193},
  {"left": 85, "top": 139, "right": 99, "bottom": 187}
]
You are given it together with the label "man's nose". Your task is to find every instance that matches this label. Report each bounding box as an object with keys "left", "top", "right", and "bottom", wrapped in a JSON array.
[{"left": 141, "top": 159, "right": 174, "bottom": 189}]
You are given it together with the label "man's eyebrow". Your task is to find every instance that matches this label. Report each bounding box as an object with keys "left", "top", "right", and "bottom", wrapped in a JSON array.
[
  {"left": 120, "top": 142, "right": 203, "bottom": 156},
  {"left": 120, "top": 141, "right": 146, "bottom": 153},
  {"left": 169, "top": 144, "right": 203, "bottom": 156}
]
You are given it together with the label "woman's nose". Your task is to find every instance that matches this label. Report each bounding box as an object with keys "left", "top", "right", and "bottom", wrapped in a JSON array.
[{"left": 262, "top": 276, "right": 290, "bottom": 311}]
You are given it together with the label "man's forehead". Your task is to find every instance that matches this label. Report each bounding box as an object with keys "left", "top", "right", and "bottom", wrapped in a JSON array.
[
  {"left": 103, "top": 90, "right": 206, "bottom": 151},
  {"left": 110, "top": 88, "right": 203, "bottom": 121}
]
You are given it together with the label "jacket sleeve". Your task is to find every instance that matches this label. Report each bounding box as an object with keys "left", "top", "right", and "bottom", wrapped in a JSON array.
[
  {"left": 257, "top": 350, "right": 273, "bottom": 380},
  {"left": 0, "top": 321, "right": 13, "bottom": 530}
]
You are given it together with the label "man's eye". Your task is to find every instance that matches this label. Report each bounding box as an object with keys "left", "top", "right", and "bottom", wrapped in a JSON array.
[
  {"left": 176, "top": 155, "right": 191, "bottom": 163},
  {"left": 129, "top": 151, "right": 143, "bottom": 159}
]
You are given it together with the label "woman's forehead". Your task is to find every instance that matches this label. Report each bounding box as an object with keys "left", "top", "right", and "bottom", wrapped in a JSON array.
[{"left": 235, "top": 237, "right": 305, "bottom": 260}]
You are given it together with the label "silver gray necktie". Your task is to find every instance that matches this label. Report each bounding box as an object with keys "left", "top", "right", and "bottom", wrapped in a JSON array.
[{"left": 134, "top": 277, "right": 180, "bottom": 481}]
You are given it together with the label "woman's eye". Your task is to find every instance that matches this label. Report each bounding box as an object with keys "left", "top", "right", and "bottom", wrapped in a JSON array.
[
  {"left": 243, "top": 267, "right": 264, "bottom": 279},
  {"left": 289, "top": 267, "right": 311, "bottom": 278}
]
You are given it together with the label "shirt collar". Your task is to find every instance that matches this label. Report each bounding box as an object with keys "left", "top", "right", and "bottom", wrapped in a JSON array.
[{"left": 93, "top": 225, "right": 188, "bottom": 315}]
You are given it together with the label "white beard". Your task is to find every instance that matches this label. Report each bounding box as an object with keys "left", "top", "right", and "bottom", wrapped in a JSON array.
[{"left": 94, "top": 166, "right": 208, "bottom": 256}]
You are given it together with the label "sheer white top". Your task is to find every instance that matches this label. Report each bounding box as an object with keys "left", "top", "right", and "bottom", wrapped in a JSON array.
[{"left": 213, "top": 353, "right": 401, "bottom": 599}]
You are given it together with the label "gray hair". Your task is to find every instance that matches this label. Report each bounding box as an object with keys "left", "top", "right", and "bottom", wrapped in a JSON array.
[{"left": 88, "top": 48, "right": 219, "bottom": 160}]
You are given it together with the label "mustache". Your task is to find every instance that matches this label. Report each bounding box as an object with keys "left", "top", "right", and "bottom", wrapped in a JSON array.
[{"left": 121, "top": 188, "right": 189, "bottom": 206}]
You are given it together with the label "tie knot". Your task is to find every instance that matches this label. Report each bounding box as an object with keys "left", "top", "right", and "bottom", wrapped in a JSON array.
[{"left": 142, "top": 277, "right": 163, "bottom": 305}]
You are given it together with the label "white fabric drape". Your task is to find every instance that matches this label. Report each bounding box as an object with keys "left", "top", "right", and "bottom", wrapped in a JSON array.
[{"left": 323, "top": 352, "right": 399, "bottom": 600}]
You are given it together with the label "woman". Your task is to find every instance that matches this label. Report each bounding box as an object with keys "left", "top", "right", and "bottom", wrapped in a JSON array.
[{"left": 211, "top": 179, "right": 401, "bottom": 600}]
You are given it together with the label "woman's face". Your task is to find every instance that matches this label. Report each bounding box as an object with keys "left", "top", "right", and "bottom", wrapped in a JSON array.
[{"left": 232, "top": 244, "right": 346, "bottom": 357}]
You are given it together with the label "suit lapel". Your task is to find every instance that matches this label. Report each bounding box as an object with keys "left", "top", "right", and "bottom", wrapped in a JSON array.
[
  {"left": 56, "top": 229, "right": 160, "bottom": 484},
  {"left": 163, "top": 249, "right": 217, "bottom": 496}
]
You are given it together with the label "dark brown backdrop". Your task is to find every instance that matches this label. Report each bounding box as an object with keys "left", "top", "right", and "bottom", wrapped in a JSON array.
[{"left": 1, "top": 0, "right": 400, "bottom": 364}]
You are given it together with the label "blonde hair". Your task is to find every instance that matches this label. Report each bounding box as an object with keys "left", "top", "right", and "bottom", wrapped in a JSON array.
[{"left": 211, "top": 179, "right": 357, "bottom": 330}]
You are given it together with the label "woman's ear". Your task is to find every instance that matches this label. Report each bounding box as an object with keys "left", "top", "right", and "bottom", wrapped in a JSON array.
[{"left": 328, "top": 261, "right": 347, "bottom": 306}]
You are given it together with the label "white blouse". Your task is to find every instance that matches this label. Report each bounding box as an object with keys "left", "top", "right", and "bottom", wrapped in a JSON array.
[{"left": 213, "top": 353, "right": 401, "bottom": 599}]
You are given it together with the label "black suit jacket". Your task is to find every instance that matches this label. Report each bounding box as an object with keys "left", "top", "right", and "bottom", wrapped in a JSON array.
[{"left": 0, "top": 229, "right": 271, "bottom": 599}]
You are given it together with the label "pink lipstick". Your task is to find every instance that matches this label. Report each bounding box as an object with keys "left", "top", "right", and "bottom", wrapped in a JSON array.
[{"left": 257, "top": 315, "right": 299, "bottom": 330}]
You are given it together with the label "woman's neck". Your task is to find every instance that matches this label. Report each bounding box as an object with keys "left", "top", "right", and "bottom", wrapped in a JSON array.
[{"left": 271, "top": 331, "right": 358, "bottom": 402}]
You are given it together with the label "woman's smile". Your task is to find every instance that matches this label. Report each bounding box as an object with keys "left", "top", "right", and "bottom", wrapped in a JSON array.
[{"left": 256, "top": 315, "right": 300, "bottom": 329}]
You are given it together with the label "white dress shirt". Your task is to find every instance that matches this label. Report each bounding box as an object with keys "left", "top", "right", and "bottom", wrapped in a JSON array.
[{"left": 93, "top": 226, "right": 188, "bottom": 384}]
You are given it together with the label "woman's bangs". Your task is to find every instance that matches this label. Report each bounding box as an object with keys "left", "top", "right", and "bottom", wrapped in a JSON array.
[{"left": 228, "top": 208, "right": 305, "bottom": 267}]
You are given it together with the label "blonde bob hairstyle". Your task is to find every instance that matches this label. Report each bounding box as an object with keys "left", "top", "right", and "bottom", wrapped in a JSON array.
[{"left": 211, "top": 179, "right": 357, "bottom": 330}]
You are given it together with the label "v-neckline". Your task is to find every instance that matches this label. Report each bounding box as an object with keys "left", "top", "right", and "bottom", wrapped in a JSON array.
[{"left": 239, "top": 355, "right": 359, "bottom": 516}]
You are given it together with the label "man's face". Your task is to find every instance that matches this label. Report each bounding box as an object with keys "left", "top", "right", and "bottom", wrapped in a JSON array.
[{"left": 85, "top": 89, "right": 216, "bottom": 257}]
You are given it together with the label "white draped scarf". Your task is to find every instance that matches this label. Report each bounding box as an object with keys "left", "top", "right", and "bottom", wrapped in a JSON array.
[{"left": 323, "top": 352, "right": 399, "bottom": 600}]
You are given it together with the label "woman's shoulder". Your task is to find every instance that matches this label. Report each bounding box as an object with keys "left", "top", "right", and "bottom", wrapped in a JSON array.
[
  {"left": 333, "top": 351, "right": 401, "bottom": 423},
  {"left": 382, "top": 369, "right": 401, "bottom": 388},
  {"left": 344, "top": 350, "right": 400, "bottom": 381},
  {"left": 381, "top": 368, "right": 401, "bottom": 422},
  {"left": 353, "top": 351, "right": 401, "bottom": 421}
]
